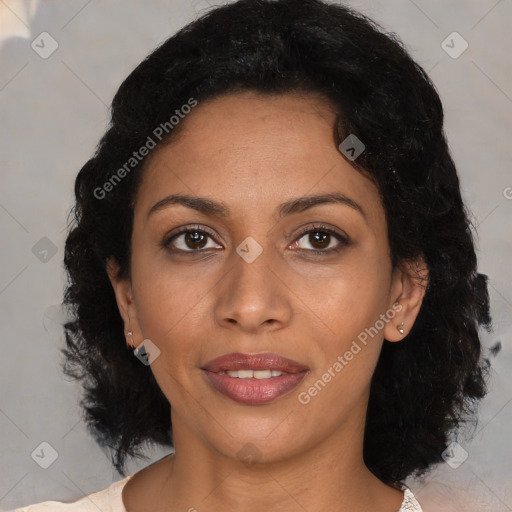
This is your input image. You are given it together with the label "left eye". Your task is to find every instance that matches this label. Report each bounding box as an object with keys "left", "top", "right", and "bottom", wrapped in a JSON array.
[{"left": 291, "top": 226, "right": 349, "bottom": 254}]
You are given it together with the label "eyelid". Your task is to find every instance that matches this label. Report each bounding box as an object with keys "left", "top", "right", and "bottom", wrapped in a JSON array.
[
  {"left": 289, "top": 223, "right": 351, "bottom": 254},
  {"left": 292, "top": 223, "right": 350, "bottom": 243},
  {"left": 162, "top": 224, "right": 220, "bottom": 248},
  {"left": 162, "top": 222, "right": 351, "bottom": 254}
]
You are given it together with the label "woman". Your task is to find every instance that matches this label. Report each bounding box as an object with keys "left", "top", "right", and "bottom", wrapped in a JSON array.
[{"left": 15, "top": 0, "right": 491, "bottom": 510}]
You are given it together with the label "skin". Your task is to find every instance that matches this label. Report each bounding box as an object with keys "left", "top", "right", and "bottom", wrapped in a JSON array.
[{"left": 107, "top": 91, "right": 428, "bottom": 512}]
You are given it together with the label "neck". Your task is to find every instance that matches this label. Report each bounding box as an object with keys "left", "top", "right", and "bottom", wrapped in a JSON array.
[{"left": 148, "top": 414, "right": 404, "bottom": 512}]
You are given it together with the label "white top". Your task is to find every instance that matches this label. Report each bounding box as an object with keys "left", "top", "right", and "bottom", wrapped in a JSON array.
[{"left": 12, "top": 477, "right": 423, "bottom": 511}]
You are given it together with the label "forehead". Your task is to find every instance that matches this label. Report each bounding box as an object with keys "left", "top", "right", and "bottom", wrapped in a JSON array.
[{"left": 135, "top": 91, "right": 384, "bottom": 227}]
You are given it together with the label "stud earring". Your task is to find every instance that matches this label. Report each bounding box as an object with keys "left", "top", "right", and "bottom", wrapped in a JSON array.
[{"left": 397, "top": 322, "right": 404, "bottom": 335}]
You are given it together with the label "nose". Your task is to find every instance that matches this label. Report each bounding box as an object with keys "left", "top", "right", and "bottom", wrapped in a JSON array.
[{"left": 213, "top": 241, "right": 293, "bottom": 333}]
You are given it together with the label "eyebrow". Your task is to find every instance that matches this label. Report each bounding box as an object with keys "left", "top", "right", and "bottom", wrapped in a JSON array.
[{"left": 146, "top": 192, "right": 367, "bottom": 222}]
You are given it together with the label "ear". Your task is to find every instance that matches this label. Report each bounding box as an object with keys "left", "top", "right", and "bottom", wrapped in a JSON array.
[
  {"left": 106, "top": 257, "right": 143, "bottom": 349},
  {"left": 384, "top": 258, "right": 429, "bottom": 342}
]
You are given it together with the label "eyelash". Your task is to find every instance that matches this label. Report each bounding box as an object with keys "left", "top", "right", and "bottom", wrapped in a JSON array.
[
  {"left": 162, "top": 223, "right": 350, "bottom": 256},
  {"left": 293, "top": 223, "right": 351, "bottom": 255}
]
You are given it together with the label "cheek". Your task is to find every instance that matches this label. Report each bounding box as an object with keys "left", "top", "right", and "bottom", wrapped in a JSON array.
[
  {"left": 130, "top": 242, "right": 211, "bottom": 336},
  {"left": 294, "top": 281, "right": 389, "bottom": 419},
  {"left": 292, "top": 252, "right": 391, "bottom": 334},
  {"left": 130, "top": 269, "right": 201, "bottom": 403},
  {"left": 133, "top": 282, "right": 207, "bottom": 368},
  {"left": 296, "top": 256, "right": 392, "bottom": 391},
  {"left": 129, "top": 250, "right": 221, "bottom": 389}
]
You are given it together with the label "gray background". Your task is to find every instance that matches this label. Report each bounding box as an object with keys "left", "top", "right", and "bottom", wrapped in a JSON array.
[{"left": 1, "top": 0, "right": 511, "bottom": 510}]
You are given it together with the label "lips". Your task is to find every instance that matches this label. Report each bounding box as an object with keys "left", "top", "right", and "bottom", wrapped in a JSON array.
[
  {"left": 202, "top": 352, "right": 308, "bottom": 374},
  {"left": 201, "top": 352, "right": 308, "bottom": 405}
]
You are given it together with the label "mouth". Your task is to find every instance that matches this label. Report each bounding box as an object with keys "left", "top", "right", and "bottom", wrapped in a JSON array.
[{"left": 201, "top": 352, "right": 309, "bottom": 405}]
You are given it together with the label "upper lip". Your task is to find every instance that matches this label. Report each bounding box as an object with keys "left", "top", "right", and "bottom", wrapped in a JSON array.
[{"left": 202, "top": 352, "right": 309, "bottom": 374}]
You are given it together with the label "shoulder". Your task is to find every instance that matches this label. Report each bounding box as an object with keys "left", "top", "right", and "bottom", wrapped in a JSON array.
[
  {"left": 398, "top": 484, "right": 424, "bottom": 512},
  {"left": 12, "top": 475, "right": 132, "bottom": 512}
]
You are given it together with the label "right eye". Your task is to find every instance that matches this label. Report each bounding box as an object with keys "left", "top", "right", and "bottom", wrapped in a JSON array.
[{"left": 162, "top": 225, "right": 223, "bottom": 253}]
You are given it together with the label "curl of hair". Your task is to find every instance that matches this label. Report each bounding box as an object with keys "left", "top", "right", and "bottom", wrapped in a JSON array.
[{"left": 61, "top": 0, "right": 492, "bottom": 484}]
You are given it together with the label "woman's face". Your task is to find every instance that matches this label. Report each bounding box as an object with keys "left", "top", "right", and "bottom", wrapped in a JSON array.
[{"left": 109, "top": 91, "right": 421, "bottom": 464}]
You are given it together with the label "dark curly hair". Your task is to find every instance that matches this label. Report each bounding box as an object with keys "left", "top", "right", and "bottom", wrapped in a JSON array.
[{"left": 61, "top": 0, "right": 492, "bottom": 485}]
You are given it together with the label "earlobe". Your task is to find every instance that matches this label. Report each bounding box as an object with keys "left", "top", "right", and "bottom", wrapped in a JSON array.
[{"left": 385, "top": 259, "right": 428, "bottom": 342}]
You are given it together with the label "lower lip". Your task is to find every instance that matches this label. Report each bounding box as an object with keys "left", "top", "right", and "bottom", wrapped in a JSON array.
[{"left": 202, "top": 370, "right": 307, "bottom": 405}]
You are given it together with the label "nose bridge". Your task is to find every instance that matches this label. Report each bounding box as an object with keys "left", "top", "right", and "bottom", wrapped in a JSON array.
[
  {"left": 214, "top": 233, "right": 291, "bottom": 330},
  {"left": 234, "top": 236, "right": 272, "bottom": 292}
]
